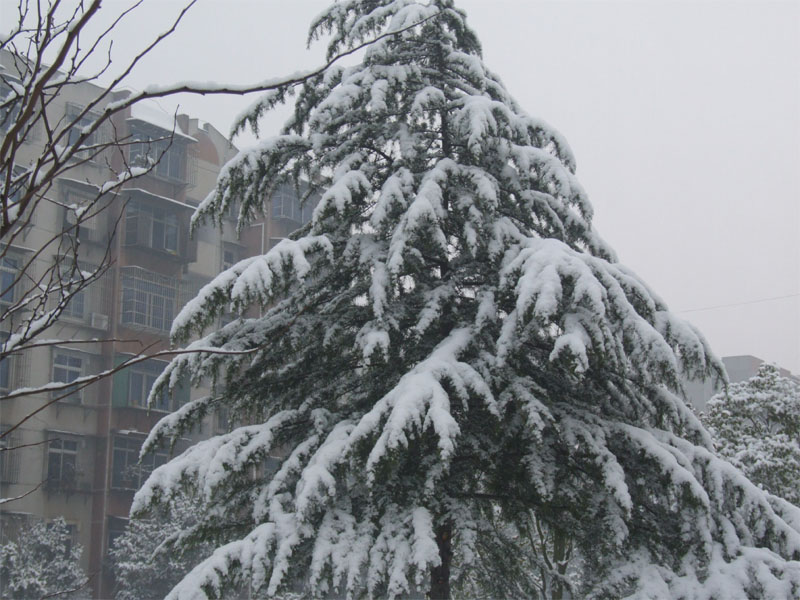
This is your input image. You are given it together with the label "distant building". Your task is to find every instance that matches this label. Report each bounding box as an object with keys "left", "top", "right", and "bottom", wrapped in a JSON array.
[
  {"left": 0, "top": 51, "right": 316, "bottom": 598},
  {"left": 684, "top": 354, "right": 798, "bottom": 411}
]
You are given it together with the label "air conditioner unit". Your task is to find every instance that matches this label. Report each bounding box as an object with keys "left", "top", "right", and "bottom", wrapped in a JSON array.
[{"left": 90, "top": 312, "right": 109, "bottom": 330}]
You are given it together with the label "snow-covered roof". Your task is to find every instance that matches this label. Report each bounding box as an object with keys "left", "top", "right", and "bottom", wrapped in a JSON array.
[{"left": 127, "top": 100, "right": 197, "bottom": 142}]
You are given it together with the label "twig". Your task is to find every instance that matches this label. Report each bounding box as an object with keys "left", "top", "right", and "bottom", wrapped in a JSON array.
[{"left": 0, "top": 478, "right": 45, "bottom": 505}]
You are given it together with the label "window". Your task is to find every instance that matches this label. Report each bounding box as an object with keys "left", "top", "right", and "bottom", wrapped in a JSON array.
[
  {"left": 0, "top": 427, "right": 20, "bottom": 483},
  {"left": 47, "top": 437, "right": 78, "bottom": 488},
  {"left": 52, "top": 351, "right": 83, "bottom": 403},
  {"left": 130, "top": 137, "right": 184, "bottom": 181},
  {"left": 0, "top": 353, "right": 9, "bottom": 393},
  {"left": 0, "top": 255, "right": 19, "bottom": 305},
  {"left": 222, "top": 247, "right": 237, "bottom": 271},
  {"left": 0, "top": 332, "right": 12, "bottom": 394},
  {"left": 265, "top": 456, "right": 281, "bottom": 477},
  {"left": 216, "top": 407, "right": 229, "bottom": 432},
  {"left": 128, "top": 360, "right": 170, "bottom": 411},
  {"left": 57, "top": 259, "right": 92, "bottom": 321},
  {"left": 61, "top": 287, "right": 85, "bottom": 320},
  {"left": 0, "top": 80, "right": 21, "bottom": 132},
  {"left": 223, "top": 201, "right": 239, "bottom": 222},
  {"left": 3, "top": 165, "right": 25, "bottom": 216},
  {"left": 271, "top": 186, "right": 317, "bottom": 225},
  {"left": 120, "top": 268, "right": 176, "bottom": 332},
  {"left": 66, "top": 104, "right": 100, "bottom": 150},
  {"left": 125, "top": 202, "right": 179, "bottom": 254},
  {"left": 107, "top": 516, "right": 128, "bottom": 553},
  {"left": 62, "top": 186, "right": 104, "bottom": 244},
  {"left": 0, "top": 512, "right": 32, "bottom": 547},
  {"left": 111, "top": 436, "right": 167, "bottom": 490},
  {"left": 271, "top": 186, "right": 302, "bottom": 223},
  {"left": 58, "top": 522, "right": 78, "bottom": 557}
]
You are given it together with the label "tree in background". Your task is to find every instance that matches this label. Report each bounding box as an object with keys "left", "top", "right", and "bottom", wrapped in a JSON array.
[
  {"left": 110, "top": 493, "right": 214, "bottom": 600},
  {"left": 702, "top": 363, "right": 800, "bottom": 505},
  {"left": 0, "top": 517, "right": 89, "bottom": 599},
  {"left": 133, "top": 1, "right": 800, "bottom": 598}
]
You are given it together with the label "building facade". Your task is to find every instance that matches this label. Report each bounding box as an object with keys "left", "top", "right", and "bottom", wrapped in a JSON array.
[{"left": 0, "top": 53, "right": 315, "bottom": 598}]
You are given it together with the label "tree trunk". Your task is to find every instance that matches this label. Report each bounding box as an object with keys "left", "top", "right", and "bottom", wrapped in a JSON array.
[
  {"left": 551, "top": 527, "right": 571, "bottom": 600},
  {"left": 429, "top": 522, "right": 453, "bottom": 600}
]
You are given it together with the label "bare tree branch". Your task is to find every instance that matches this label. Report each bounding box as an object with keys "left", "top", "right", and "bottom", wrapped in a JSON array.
[{"left": 0, "top": 477, "right": 45, "bottom": 505}]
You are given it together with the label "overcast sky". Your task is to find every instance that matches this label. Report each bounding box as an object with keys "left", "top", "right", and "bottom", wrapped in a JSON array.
[{"left": 7, "top": 0, "right": 799, "bottom": 374}]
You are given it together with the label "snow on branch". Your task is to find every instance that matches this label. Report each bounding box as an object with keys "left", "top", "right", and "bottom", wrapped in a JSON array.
[
  {"left": 497, "top": 236, "right": 721, "bottom": 387},
  {"left": 170, "top": 236, "right": 333, "bottom": 342},
  {"left": 164, "top": 523, "right": 276, "bottom": 600},
  {"left": 348, "top": 328, "right": 495, "bottom": 484},
  {"left": 135, "top": 412, "right": 301, "bottom": 512}
]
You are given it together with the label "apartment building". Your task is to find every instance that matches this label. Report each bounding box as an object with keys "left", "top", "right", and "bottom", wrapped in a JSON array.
[{"left": 0, "top": 54, "right": 316, "bottom": 598}]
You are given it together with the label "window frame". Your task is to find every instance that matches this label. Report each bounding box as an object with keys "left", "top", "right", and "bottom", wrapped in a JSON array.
[
  {"left": 120, "top": 267, "right": 177, "bottom": 333},
  {"left": 271, "top": 186, "right": 302, "bottom": 223},
  {"left": 127, "top": 359, "right": 171, "bottom": 411},
  {"left": 61, "top": 185, "right": 104, "bottom": 244},
  {"left": 111, "top": 435, "right": 168, "bottom": 491},
  {"left": 0, "top": 254, "right": 20, "bottom": 306},
  {"left": 222, "top": 247, "right": 237, "bottom": 271},
  {"left": 0, "top": 79, "right": 21, "bottom": 133},
  {"left": 125, "top": 201, "right": 180, "bottom": 254},
  {"left": 65, "top": 103, "right": 101, "bottom": 155},
  {"left": 51, "top": 350, "right": 85, "bottom": 403},
  {"left": 0, "top": 426, "right": 20, "bottom": 483},
  {"left": 129, "top": 136, "right": 185, "bottom": 182},
  {"left": 0, "top": 332, "right": 12, "bottom": 394},
  {"left": 56, "top": 258, "right": 94, "bottom": 322},
  {"left": 46, "top": 435, "right": 80, "bottom": 490},
  {"left": 60, "top": 285, "right": 86, "bottom": 320},
  {"left": 3, "top": 165, "right": 28, "bottom": 222},
  {"left": 107, "top": 515, "right": 128, "bottom": 554}
]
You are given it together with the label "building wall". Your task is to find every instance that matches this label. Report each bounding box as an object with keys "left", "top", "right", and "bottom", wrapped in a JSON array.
[{"left": 0, "top": 49, "right": 320, "bottom": 598}]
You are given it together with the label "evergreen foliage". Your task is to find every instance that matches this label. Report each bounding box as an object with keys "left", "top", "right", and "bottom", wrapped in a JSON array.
[
  {"left": 111, "top": 493, "right": 214, "bottom": 600},
  {"left": 133, "top": 1, "right": 800, "bottom": 597},
  {"left": 702, "top": 363, "right": 800, "bottom": 506},
  {"left": 0, "top": 517, "right": 89, "bottom": 600}
]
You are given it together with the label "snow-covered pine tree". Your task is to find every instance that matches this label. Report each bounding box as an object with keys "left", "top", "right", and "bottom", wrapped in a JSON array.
[
  {"left": 133, "top": 1, "right": 800, "bottom": 598},
  {"left": 702, "top": 363, "right": 800, "bottom": 506},
  {"left": 0, "top": 517, "right": 89, "bottom": 599}
]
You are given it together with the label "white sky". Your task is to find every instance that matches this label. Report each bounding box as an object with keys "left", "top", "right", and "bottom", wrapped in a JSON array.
[{"left": 5, "top": 0, "right": 799, "bottom": 374}]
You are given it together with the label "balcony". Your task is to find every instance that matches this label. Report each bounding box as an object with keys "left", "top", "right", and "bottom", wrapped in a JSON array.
[{"left": 122, "top": 191, "right": 196, "bottom": 263}]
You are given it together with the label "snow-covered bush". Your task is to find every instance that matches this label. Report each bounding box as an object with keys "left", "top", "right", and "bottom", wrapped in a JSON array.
[
  {"left": 703, "top": 363, "right": 800, "bottom": 505},
  {"left": 0, "top": 516, "right": 89, "bottom": 599},
  {"left": 132, "top": 1, "right": 800, "bottom": 598}
]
